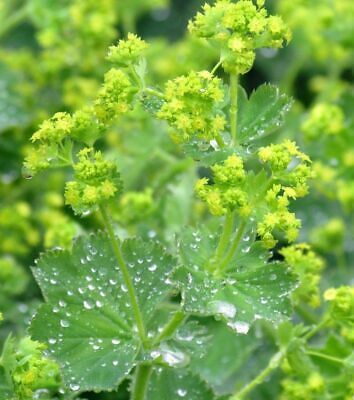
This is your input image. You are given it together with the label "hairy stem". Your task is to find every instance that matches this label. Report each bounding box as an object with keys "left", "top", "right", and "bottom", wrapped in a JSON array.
[
  {"left": 306, "top": 351, "right": 344, "bottom": 364},
  {"left": 230, "top": 349, "right": 286, "bottom": 400},
  {"left": 132, "top": 364, "right": 153, "bottom": 400},
  {"left": 99, "top": 205, "right": 147, "bottom": 346},
  {"left": 214, "top": 213, "right": 234, "bottom": 262},
  {"left": 219, "top": 219, "right": 246, "bottom": 272},
  {"left": 152, "top": 310, "right": 186, "bottom": 346},
  {"left": 303, "top": 317, "right": 330, "bottom": 341},
  {"left": 230, "top": 73, "right": 239, "bottom": 145}
]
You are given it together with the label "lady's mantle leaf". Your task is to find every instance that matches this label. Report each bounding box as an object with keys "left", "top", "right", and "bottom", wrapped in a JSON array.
[
  {"left": 147, "top": 367, "right": 215, "bottom": 400},
  {"left": 174, "top": 226, "right": 297, "bottom": 333},
  {"left": 30, "top": 232, "right": 176, "bottom": 392},
  {"left": 238, "top": 84, "right": 293, "bottom": 144}
]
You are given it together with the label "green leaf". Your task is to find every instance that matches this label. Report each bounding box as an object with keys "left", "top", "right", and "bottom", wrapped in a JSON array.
[
  {"left": 190, "top": 319, "right": 256, "bottom": 395},
  {"left": 147, "top": 367, "right": 215, "bottom": 400},
  {"left": 238, "top": 84, "right": 293, "bottom": 144},
  {"left": 30, "top": 232, "right": 176, "bottom": 392},
  {"left": 174, "top": 226, "right": 297, "bottom": 333}
]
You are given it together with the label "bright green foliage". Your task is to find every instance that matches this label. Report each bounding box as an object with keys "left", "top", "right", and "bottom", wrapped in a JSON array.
[
  {"left": 1, "top": 0, "right": 352, "bottom": 399},
  {"left": 147, "top": 368, "right": 215, "bottom": 400},
  {"left": 189, "top": 0, "right": 291, "bottom": 73},
  {"left": 238, "top": 84, "right": 293, "bottom": 143},
  {"left": 157, "top": 71, "right": 226, "bottom": 143},
  {"left": 174, "top": 225, "right": 297, "bottom": 332},
  {"left": 30, "top": 233, "right": 176, "bottom": 392},
  {"left": 64, "top": 148, "right": 123, "bottom": 214}
]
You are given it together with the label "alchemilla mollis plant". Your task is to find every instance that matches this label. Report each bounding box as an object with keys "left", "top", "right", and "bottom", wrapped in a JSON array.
[{"left": 0, "top": 0, "right": 353, "bottom": 399}]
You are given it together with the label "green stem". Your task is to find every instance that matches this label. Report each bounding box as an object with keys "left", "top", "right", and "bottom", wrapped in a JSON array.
[
  {"left": 99, "top": 205, "right": 148, "bottom": 346},
  {"left": 231, "top": 349, "right": 285, "bottom": 400},
  {"left": 211, "top": 59, "right": 223, "bottom": 75},
  {"left": 0, "top": 5, "right": 28, "bottom": 39},
  {"left": 218, "top": 219, "right": 246, "bottom": 272},
  {"left": 214, "top": 213, "right": 234, "bottom": 261},
  {"left": 144, "top": 87, "right": 165, "bottom": 99},
  {"left": 303, "top": 317, "right": 330, "bottom": 341},
  {"left": 152, "top": 310, "right": 186, "bottom": 346},
  {"left": 132, "top": 364, "right": 153, "bottom": 400},
  {"left": 306, "top": 351, "right": 344, "bottom": 364},
  {"left": 230, "top": 73, "right": 239, "bottom": 145}
]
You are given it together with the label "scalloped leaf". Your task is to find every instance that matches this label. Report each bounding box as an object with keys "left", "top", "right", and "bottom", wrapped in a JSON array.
[
  {"left": 30, "top": 233, "right": 176, "bottom": 392},
  {"left": 147, "top": 367, "right": 215, "bottom": 400},
  {"left": 174, "top": 226, "right": 297, "bottom": 333},
  {"left": 238, "top": 84, "right": 293, "bottom": 144}
]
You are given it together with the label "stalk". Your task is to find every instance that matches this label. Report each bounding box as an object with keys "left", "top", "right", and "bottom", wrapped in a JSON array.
[
  {"left": 99, "top": 205, "right": 147, "bottom": 346},
  {"left": 131, "top": 364, "right": 153, "bottom": 400},
  {"left": 230, "top": 349, "right": 286, "bottom": 400},
  {"left": 230, "top": 73, "right": 239, "bottom": 145},
  {"left": 152, "top": 310, "right": 186, "bottom": 346},
  {"left": 214, "top": 213, "right": 234, "bottom": 262},
  {"left": 218, "top": 219, "right": 247, "bottom": 272}
]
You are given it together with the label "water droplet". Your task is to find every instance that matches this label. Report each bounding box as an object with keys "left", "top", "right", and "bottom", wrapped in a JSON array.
[
  {"left": 177, "top": 388, "right": 187, "bottom": 397},
  {"left": 228, "top": 321, "right": 250, "bottom": 334},
  {"left": 69, "top": 383, "right": 80, "bottom": 392},
  {"left": 60, "top": 320, "right": 70, "bottom": 328},
  {"left": 83, "top": 300, "right": 94, "bottom": 310},
  {"left": 148, "top": 264, "right": 157, "bottom": 272},
  {"left": 209, "top": 300, "right": 236, "bottom": 318},
  {"left": 48, "top": 338, "right": 57, "bottom": 344}
]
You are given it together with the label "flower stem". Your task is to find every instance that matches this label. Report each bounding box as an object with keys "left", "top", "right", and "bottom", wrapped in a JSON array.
[
  {"left": 303, "top": 317, "right": 330, "bottom": 341},
  {"left": 219, "top": 219, "right": 246, "bottom": 272},
  {"left": 152, "top": 310, "right": 186, "bottom": 346},
  {"left": 132, "top": 364, "right": 153, "bottom": 400},
  {"left": 99, "top": 205, "right": 147, "bottom": 346},
  {"left": 230, "top": 349, "right": 285, "bottom": 400},
  {"left": 305, "top": 351, "right": 344, "bottom": 364},
  {"left": 214, "top": 213, "right": 234, "bottom": 261},
  {"left": 230, "top": 73, "right": 239, "bottom": 145}
]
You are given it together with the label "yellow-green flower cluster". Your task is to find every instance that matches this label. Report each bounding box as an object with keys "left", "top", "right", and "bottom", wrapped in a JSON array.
[
  {"left": 310, "top": 218, "right": 344, "bottom": 254},
  {"left": 257, "top": 188, "right": 301, "bottom": 248},
  {"left": 65, "top": 148, "right": 122, "bottom": 214},
  {"left": 0, "top": 257, "right": 28, "bottom": 297},
  {"left": 189, "top": 0, "right": 291, "bottom": 74},
  {"left": 280, "top": 244, "right": 324, "bottom": 307},
  {"left": 281, "top": 373, "right": 325, "bottom": 400},
  {"left": 25, "top": 108, "right": 100, "bottom": 175},
  {"left": 0, "top": 202, "right": 39, "bottom": 256},
  {"left": 94, "top": 68, "right": 136, "bottom": 123},
  {"left": 259, "top": 139, "right": 313, "bottom": 197},
  {"left": 117, "top": 188, "right": 154, "bottom": 225},
  {"left": 10, "top": 338, "right": 61, "bottom": 399},
  {"left": 324, "top": 286, "right": 354, "bottom": 330},
  {"left": 157, "top": 71, "right": 226, "bottom": 142},
  {"left": 302, "top": 103, "right": 345, "bottom": 140},
  {"left": 195, "top": 155, "right": 249, "bottom": 216},
  {"left": 107, "top": 33, "right": 148, "bottom": 66},
  {"left": 31, "top": 112, "right": 74, "bottom": 143}
]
